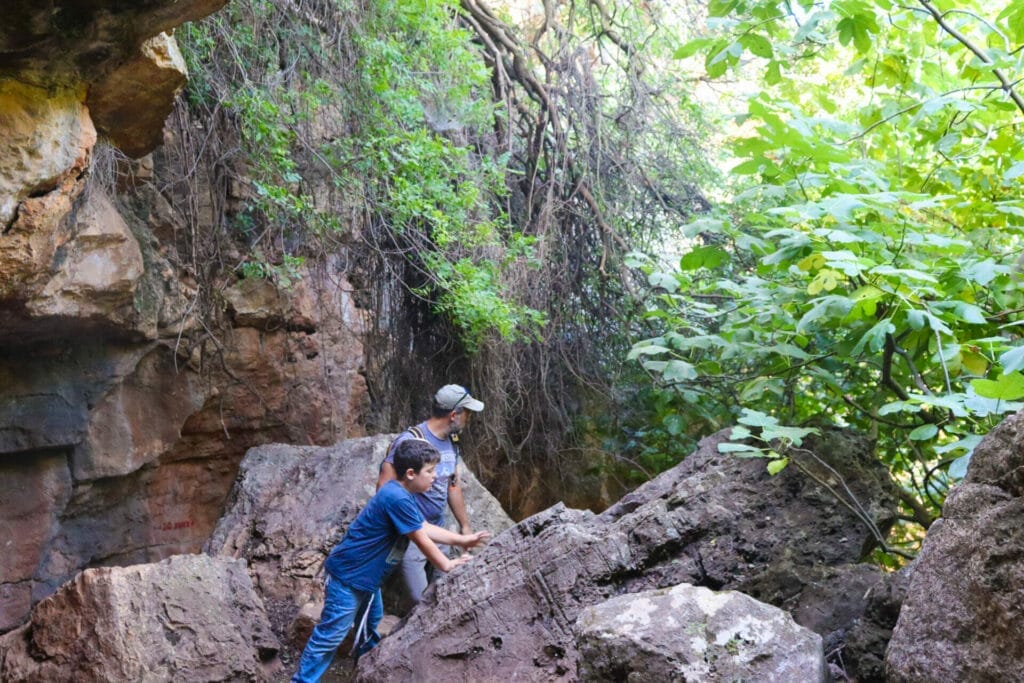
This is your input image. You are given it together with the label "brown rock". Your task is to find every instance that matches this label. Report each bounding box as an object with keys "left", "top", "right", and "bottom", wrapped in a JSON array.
[
  {"left": 74, "top": 345, "right": 205, "bottom": 479},
  {"left": 0, "top": 80, "right": 94, "bottom": 279},
  {"left": 0, "top": 263, "right": 368, "bottom": 631},
  {"left": 33, "top": 453, "right": 245, "bottom": 602},
  {"left": 0, "top": 452, "right": 72, "bottom": 633},
  {"left": 87, "top": 33, "right": 189, "bottom": 159},
  {"left": 0, "top": 81, "right": 91, "bottom": 226},
  {"left": 0, "top": 0, "right": 228, "bottom": 87},
  {"left": 886, "top": 409, "right": 1024, "bottom": 681},
  {"left": 27, "top": 189, "right": 145, "bottom": 325},
  {"left": 0, "top": 554, "right": 279, "bottom": 682},
  {"left": 224, "top": 277, "right": 287, "bottom": 328}
]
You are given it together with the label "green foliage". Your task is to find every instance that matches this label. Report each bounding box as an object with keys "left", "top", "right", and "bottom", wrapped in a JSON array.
[
  {"left": 717, "top": 409, "right": 819, "bottom": 475},
  {"left": 175, "top": 0, "right": 719, "bottom": 516},
  {"left": 630, "top": 0, "right": 1024, "bottom": 548},
  {"left": 179, "top": 0, "right": 543, "bottom": 347},
  {"left": 240, "top": 252, "right": 305, "bottom": 288}
]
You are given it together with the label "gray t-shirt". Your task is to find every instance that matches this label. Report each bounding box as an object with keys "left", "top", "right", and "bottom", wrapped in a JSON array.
[{"left": 385, "top": 422, "right": 458, "bottom": 525}]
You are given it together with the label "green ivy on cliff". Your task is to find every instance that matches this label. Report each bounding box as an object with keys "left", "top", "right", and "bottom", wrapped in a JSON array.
[{"left": 179, "top": 0, "right": 543, "bottom": 349}]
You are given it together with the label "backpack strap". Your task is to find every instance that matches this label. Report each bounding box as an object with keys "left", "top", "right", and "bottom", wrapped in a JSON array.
[
  {"left": 383, "top": 425, "right": 426, "bottom": 471},
  {"left": 448, "top": 432, "right": 463, "bottom": 486}
]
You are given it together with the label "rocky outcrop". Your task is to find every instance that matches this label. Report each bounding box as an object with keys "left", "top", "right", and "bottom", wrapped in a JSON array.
[
  {"left": 356, "top": 427, "right": 898, "bottom": 682},
  {"left": 2, "top": 1, "right": 227, "bottom": 230},
  {"left": 86, "top": 33, "right": 190, "bottom": 158},
  {"left": 205, "top": 435, "right": 514, "bottom": 635},
  {"left": 27, "top": 188, "right": 145, "bottom": 325},
  {"left": 0, "top": 80, "right": 94, "bottom": 232},
  {"left": 575, "top": 583, "right": 826, "bottom": 682},
  {"left": 886, "top": 409, "right": 1024, "bottom": 681},
  {"left": 0, "top": 453, "right": 72, "bottom": 634},
  {"left": 0, "top": 261, "right": 370, "bottom": 632},
  {"left": 0, "top": 0, "right": 378, "bottom": 644},
  {"left": 0, "top": 554, "right": 279, "bottom": 682},
  {"left": 0, "top": 1, "right": 225, "bottom": 87}
]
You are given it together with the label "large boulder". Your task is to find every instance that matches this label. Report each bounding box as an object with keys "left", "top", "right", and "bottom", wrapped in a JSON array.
[
  {"left": 357, "top": 427, "right": 898, "bottom": 682},
  {"left": 886, "top": 409, "right": 1024, "bottom": 681},
  {"left": 205, "top": 435, "right": 515, "bottom": 633},
  {"left": 576, "top": 583, "right": 826, "bottom": 682},
  {"left": 0, "top": 554, "right": 279, "bottom": 682}
]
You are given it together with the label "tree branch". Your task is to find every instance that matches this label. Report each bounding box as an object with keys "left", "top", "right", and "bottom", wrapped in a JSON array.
[{"left": 917, "top": 0, "right": 1024, "bottom": 116}]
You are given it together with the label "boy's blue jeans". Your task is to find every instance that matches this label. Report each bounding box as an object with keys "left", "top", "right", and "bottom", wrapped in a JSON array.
[{"left": 291, "top": 575, "right": 383, "bottom": 683}]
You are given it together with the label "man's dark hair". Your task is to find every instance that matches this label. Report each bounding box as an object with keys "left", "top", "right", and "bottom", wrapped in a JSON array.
[
  {"left": 393, "top": 438, "right": 441, "bottom": 475},
  {"left": 431, "top": 401, "right": 464, "bottom": 418}
]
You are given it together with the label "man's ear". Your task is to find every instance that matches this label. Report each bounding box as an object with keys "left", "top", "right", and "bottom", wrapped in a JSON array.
[{"left": 404, "top": 468, "right": 417, "bottom": 480}]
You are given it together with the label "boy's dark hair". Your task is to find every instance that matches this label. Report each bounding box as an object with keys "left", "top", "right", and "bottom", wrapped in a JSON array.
[{"left": 393, "top": 438, "right": 441, "bottom": 475}]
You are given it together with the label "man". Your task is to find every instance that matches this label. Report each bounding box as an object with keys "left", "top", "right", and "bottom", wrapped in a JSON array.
[{"left": 375, "top": 384, "right": 484, "bottom": 603}]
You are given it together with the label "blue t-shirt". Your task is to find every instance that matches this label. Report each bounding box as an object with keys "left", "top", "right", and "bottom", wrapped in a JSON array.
[
  {"left": 324, "top": 480, "right": 424, "bottom": 592},
  {"left": 385, "top": 422, "right": 458, "bottom": 525}
]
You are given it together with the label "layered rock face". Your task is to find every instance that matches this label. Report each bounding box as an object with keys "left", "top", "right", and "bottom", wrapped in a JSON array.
[
  {"left": 886, "top": 408, "right": 1024, "bottom": 681},
  {"left": 0, "top": 1, "right": 371, "bottom": 635},
  {"left": 357, "top": 427, "right": 898, "bottom": 681},
  {"left": 0, "top": 259, "right": 370, "bottom": 632}
]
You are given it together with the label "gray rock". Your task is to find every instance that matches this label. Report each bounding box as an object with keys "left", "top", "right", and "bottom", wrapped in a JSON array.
[
  {"left": 886, "top": 409, "right": 1024, "bottom": 682},
  {"left": 575, "top": 583, "right": 826, "bottom": 682},
  {"left": 205, "top": 435, "right": 515, "bottom": 634},
  {"left": 0, "top": 554, "right": 279, "bottom": 682},
  {"left": 357, "top": 427, "right": 898, "bottom": 682}
]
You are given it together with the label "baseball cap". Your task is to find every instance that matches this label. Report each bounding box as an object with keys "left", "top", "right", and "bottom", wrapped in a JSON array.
[{"left": 435, "top": 384, "right": 485, "bottom": 412}]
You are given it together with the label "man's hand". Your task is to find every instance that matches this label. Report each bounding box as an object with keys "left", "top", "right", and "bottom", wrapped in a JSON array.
[
  {"left": 460, "top": 524, "right": 473, "bottom": 535},
  {"left": 458, "top": 530, "right": 491, "bottom": 549}
]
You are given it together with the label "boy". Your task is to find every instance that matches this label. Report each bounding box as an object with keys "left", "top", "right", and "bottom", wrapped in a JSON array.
[{"left": 291, "top": 439, "right": 490, "bottom": 683}]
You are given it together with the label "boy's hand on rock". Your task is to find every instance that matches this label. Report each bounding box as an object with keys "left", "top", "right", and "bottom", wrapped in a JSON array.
[
  {"left": 462, "top": 530, "right": 491, "bottom": 548},
  {"left": 445, "top": 553, "right": 474, "bottom": 572}
]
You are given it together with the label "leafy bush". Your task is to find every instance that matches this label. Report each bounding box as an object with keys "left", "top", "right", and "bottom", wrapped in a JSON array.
[{"left": 631, "top": 0, "right": 1024, "bottom": 552}]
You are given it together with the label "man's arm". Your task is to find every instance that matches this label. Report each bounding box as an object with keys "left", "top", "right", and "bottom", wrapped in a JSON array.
[
  {"left": 422, "top": 521, "right": 490, "bottom": 549},
  {"left": 376, "top": 461, "right": 398, "bottom": 491},
  {"left": 407, "top": 528, "right": 473, "bottom": 573},
  {"left": 447, "top": 466, "right": 472, "bottom": 533}
]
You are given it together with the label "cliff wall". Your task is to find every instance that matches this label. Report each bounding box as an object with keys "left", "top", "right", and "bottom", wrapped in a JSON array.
[{"left": 0, "top": 1, "right": 370, "bottom": 632}]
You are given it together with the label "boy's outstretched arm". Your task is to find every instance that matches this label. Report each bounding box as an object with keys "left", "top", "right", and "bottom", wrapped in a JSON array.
[
  {"left": 407, "top": 528, "right": 475, "bottom": 573},
  {"left": 422, "top": 522, "right": 490, "bottom": 549}
]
